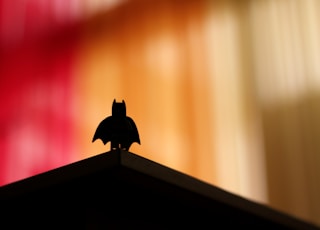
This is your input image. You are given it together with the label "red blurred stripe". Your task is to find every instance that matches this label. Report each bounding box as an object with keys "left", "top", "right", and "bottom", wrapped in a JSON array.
[{"left": 0, "top": 0, "right": 82, "bottom": 185}]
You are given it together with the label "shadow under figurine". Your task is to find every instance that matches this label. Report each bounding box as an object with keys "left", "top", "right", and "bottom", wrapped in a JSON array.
[{"left": 92, "top": 99, "right": 141, "bottom": 151}]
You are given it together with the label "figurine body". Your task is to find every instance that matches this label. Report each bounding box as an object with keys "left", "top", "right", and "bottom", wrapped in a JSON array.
[{"left": 92, "top": 100, "right": 140, "bottom": 151}]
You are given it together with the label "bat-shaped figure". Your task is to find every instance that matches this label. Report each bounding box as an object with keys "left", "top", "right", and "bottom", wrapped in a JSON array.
[{"left": 92, "top": 99, "right": 140, "bottom": 151}]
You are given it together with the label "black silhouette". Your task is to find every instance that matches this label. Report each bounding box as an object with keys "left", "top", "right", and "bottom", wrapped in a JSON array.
[{"left": 92, "top": 99, "right": 140, "bottom": 151}]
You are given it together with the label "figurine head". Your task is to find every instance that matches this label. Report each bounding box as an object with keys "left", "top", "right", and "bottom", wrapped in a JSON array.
[{"left": 112, "top": 99, "right": 126, "bottom": 117}]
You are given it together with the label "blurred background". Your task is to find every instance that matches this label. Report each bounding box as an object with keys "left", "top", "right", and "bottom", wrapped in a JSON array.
[{"left": 1, "top": 0, "right": 320, "bottom": 226}]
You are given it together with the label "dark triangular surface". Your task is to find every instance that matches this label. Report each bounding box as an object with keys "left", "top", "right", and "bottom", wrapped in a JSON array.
[{"left": 1, "top": 150, "right": 319, "bottom": 229}]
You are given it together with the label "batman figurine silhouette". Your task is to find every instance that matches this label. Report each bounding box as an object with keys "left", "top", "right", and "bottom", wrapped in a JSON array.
[{"left": 92, "top": 99, "right": 141, "bottom": 151}]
